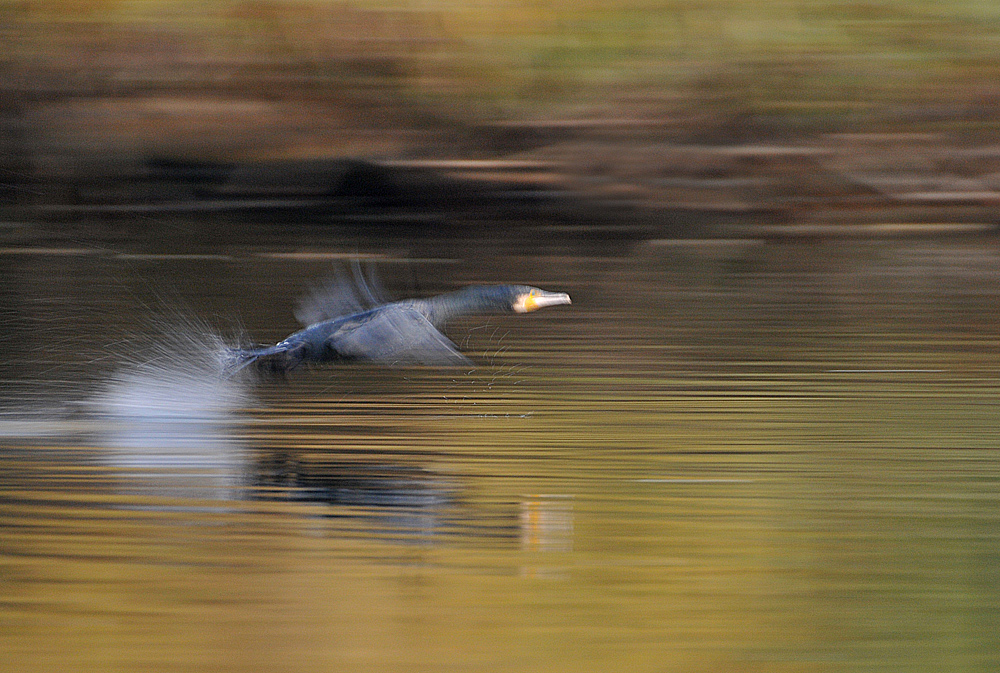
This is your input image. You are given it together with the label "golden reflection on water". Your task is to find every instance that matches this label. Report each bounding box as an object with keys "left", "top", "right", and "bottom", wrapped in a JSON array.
[{"left": 2, "top": 235, "right": 1000, "bottom": 671}]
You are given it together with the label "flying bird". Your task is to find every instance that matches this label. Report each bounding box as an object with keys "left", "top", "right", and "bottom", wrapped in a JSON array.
[{"left": 228, "top": 279, "right": 571, "bottom": 375}]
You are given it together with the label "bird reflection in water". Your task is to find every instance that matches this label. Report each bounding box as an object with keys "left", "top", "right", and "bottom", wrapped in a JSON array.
[
  {"left": 254, "top": 453, "right": 466, "bottom": 543},
  {"left": 255, "top": 451, "right": 533, "bottom": 545}
]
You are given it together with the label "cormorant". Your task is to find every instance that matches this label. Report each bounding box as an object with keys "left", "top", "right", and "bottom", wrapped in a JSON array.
[{"left": 228, "top": 284, "right": 571, "bottom": 374}]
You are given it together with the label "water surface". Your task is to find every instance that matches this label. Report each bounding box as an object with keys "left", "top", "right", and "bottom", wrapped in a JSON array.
[{"left": 2, "top": 224, "right": 1000, "bottom": 672}]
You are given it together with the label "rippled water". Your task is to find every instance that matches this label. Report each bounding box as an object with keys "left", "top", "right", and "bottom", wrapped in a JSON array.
[{"left": 3, "top": 224, "right": 1000, "bottom": 672}]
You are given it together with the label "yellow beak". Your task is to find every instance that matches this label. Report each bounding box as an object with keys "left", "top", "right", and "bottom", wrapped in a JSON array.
[{"left": 521, "top": 290, "right": 572, "bottom": 313}]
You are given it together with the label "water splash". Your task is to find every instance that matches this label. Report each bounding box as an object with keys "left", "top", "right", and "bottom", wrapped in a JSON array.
[
  {"left": 88, "top": 312, "right": 255, "bottom": 500},
  {"left": 92, "top": 316, "right": 254, "bottom": 420}
]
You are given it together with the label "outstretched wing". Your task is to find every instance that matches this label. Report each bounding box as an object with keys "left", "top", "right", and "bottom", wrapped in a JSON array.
[
  {"left": 327, "top": 306, "right": 473, "bottom": 367},
  {"left": 295, "top": 262, "right": 391, "bottom": 326}
]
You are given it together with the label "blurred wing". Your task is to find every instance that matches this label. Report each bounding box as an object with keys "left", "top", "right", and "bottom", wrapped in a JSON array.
[
  {"left": 295, "top": 262, "right": 391, "bottom": 326},
  {"left": 328, "top": 307, "right": 473, "bottom": 367}
]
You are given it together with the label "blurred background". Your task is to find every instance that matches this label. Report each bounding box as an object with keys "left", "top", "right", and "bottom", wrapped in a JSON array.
[
  {"left": 4, "top": 0, "right": 1000, "bottom": 222},
  {"left": 4, "top": 3, "right": 1000, "bottom": 673}
]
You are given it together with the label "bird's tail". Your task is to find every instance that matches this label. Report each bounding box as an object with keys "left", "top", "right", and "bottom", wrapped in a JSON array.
[{"left": 224, "top": 343, "right": 306, "bottom": 377}]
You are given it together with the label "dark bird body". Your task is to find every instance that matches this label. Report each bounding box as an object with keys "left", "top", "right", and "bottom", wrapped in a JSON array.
[{"left": 229, "top": 284, "right": 571, "bottom": 374}]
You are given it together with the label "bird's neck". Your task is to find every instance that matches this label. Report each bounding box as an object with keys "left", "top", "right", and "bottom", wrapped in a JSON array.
[{"left": 413, "top": 287, "right": 504, "bottom": 327}]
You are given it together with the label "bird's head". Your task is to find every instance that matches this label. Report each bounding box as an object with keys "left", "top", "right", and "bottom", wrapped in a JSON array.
[{"left": 509, "top": 285, "right": 572, "bottom": 313}]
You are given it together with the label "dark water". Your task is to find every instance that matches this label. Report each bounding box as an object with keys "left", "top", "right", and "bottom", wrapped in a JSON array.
[{"left": 3, "top": 223, "right": 1000, "bottom": 672}]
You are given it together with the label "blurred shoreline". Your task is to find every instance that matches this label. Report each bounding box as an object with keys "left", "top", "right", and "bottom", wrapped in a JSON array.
[{"left": 3, "top": 1, "right": 1000, "bottom": 235}]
